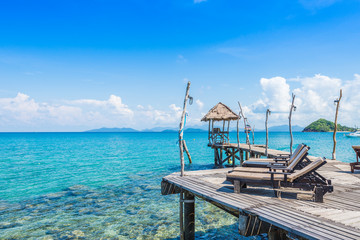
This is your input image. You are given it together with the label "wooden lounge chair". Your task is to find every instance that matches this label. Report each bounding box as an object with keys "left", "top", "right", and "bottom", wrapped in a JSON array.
[
  {"left": 229, "top": 146, "right": 310, "bottom": 174},
  {"left": 350, "top": 146, "right": 360, "bottom": 173},
  {"left": 242, "top": 144, "right": 308, "bottom": 168},
  {"left": 227, "top": 157, "right": 333, "bottom": 202}
]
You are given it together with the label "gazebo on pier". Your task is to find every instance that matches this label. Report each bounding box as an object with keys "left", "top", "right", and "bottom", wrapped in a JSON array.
[
  {"left": 201, "top": 102, "right": 239, "bottom": 145},
  {"left": 201, "top": 102, "right": 241, "bottom": 166}
]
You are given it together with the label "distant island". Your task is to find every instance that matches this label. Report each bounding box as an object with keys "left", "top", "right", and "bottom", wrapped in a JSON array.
[
  {"left": 302, "top": 118, "right": 355, "bottom": 132},
  {"left": 85, "top": 127, "right": 206, "bottom": 133},
  {"left": 267, "top": 125, "right": 303, "bottom": 132},
  {"left": 85, "top": 127, "right": 139, "bottom": 132},
  {"left": 85, "top": 125, "right": 304, "bottom": 133}
]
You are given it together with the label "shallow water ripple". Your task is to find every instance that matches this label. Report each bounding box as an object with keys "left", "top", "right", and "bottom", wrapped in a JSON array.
[{"left": 1, "top": 132, "right": 358, "bottom": 239}]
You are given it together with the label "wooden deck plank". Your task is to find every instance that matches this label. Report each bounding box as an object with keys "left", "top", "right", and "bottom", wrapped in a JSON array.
[
  {"left": 165, "top": 176, "right": 360, "bottom": 238},
  {"left": 162, "top": 148, "right": 360, "bottom": 239}
]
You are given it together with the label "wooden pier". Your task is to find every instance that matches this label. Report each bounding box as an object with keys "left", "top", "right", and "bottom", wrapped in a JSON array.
[
  {"left": 210, "top": 143, "right": 287, "bottom": 166},
  {"left": 162, "top": 147, "right": 360, "bottom": 239}
]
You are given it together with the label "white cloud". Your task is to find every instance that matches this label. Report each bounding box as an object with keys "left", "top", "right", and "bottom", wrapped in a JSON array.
[
  {"left": 196, "top": 99, "right": 204, "bottom": 110},
  {"left": 0, "top": 93, "right": 135, "bottom": 130},
  {"left": 245, "top": 74, "right": 360, "bottom": 128},
  {"left": 3, "top": 73, "right": 360, "bottom": 131},
  {"left": 70, "top": 95, "right": 133, "bottom": 117},
  {"left": 252, "top": 76, "right": 291, "bottom": 113}
]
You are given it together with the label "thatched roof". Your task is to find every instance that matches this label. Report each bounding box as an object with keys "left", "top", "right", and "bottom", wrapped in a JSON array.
[{"left": 201, "top": 102, "right": 239, "bottom": 122}]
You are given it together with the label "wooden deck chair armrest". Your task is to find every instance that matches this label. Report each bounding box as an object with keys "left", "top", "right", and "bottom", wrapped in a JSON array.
[
  {"left": 278, "top": 154, "right": 291, "bottom": 156},
  {"left": 269, "top": 166, "right": 290, "bottom": 171},
  {"left": 268, "top": 162, "right": 287, "bottom": 167},
  {"left": 267, "top": 163, "right": 287, "bottom": 169},
  {"left": 267, "top": 171, "right": 291, "bottom": 175},
  {"left": 273, "top": 159, "right": 290, "bottom": 162},
  {"left": 269, "top": 171, "right": 290, "bottom": 182}
]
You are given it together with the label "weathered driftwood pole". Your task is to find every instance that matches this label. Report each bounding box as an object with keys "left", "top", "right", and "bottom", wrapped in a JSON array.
[
  {"left": 183, "top": 141, "right": 192, "bottom": 164},
  {"left": 238, "top": 102, "right": 251, "bottom": 160},
  {"left": 238, "top": 102, "right": 250, "bottom": 145},
  {"left": 179, "top": 82, "right": 191, "bottom": 177},
  {"left": 237, "top": 112, "right": 243, "bottom": 165},
  {"left": 265, "top": 109, "right": 271, "bottom": 157},
  {"left": 289, "top": 93, "right": 296, "bottom": 154},
  {"left": 332, "top": 89, "right": 343, "bottom": 160}
]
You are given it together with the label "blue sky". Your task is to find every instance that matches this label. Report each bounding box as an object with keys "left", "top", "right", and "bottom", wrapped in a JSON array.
[{"left": 1, "top": 0, "right": 360, "bottom": 131}]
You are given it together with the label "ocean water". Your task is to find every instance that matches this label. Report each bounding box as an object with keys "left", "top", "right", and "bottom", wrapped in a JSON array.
[{"left": 1, "top": 132, "right": 359, "bottom": 239}]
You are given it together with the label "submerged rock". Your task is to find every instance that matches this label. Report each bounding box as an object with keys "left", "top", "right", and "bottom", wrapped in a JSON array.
[
  {"left": 72, "top": 230, "right": 85, "bottom": 238},
  {"left": 0, "top": 221, "right": 19, "bottom": 229},
  {"left": 41, "top": 236, "right": 54, "bottom": 240},
  {"left": 65, "top": 185, "right": 88, "bottom": 191},
  {"left": 44, "top": 191, "right": 67, "bottom": 200}
]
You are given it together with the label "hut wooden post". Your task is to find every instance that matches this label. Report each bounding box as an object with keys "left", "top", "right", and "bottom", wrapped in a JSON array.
[
  {"left": 332, "top": 89, "right": 342, "bottom": 160},
  {"left": 227, "top": 120, "right": 230, "bottom": 143},
  {"left": 252, "top": 125, "right": 255, "bottom": 145},
  {"left": 179, "top": 82, "right": 191, "bottom": 177},
  {"left": 289, "top": 94, "right": 296, "bottom": 155},
  {"left": 222, "top": 120, "right": 225, "bottom": 143},
  {"left": 237, "top": 114, "right": 243, "bottom": 165},
  {"left": 201, "top": 102, "right": 240, "bottom": 166},
  {"left": 265, "top": 109, "right": 271, "bottom": 157},
  {"left": 211, "top": 120, "right": 214, "bottom": 144},
  {"left": 208, "top": 121, "right": 211, "bottom": 144}
]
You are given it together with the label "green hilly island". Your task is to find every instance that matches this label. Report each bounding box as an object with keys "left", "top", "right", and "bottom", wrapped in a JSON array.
[{"left": 303, "top": 118, "right": 355, "bottom": 132}]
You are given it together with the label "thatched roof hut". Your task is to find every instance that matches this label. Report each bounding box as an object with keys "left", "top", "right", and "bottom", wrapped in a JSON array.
[{"left": 201, "top": 102, "right": 239, "bottom": 122}]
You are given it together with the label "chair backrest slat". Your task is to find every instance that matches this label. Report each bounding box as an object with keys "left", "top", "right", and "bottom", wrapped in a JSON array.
[
  {"left": 286, "top": 146, "right": 309, "bottom": 170},
  {"left": 288, "top": 144, "right": 305, "bottom": 164},
  {"left": 288, "top": 157, "right": 324, "bottom": 182}
]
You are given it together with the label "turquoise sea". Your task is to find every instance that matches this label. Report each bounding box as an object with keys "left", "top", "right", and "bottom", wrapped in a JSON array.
[{"left": 1, "top": 132, "right": 359, "bottom": 239}]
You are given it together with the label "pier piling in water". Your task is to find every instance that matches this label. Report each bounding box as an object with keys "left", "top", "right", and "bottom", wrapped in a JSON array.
[
  {"left": 162, "top": 148, "right": 360, "bottom": 239},
  {"left": 184, "top": 191, "right": 195, "bottom": 240}
]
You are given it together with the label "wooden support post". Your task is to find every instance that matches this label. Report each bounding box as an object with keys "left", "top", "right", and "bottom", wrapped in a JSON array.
[
  {"left": 332, "top": 89, "right": 342, "bottom": 160},
  {"left": 208, "top": 121, "right": 211, "bottom": 144},
  {"left": 183, "top": 140, "right": 192, "bottom": 164},
  {"left": 180, "top": 190, "right": 184, "bottom": 240},
  {"left": 239, "top": 213, "right": 272, "bottom": 237},
  {"left": 211, "top": 120, "right": 214, "bottom": 141},
  {"left": 289, "top": 93, "right": 296, "bottom": 155},
  {"left": 184, "top": 191, "right": 195, "bottom": 240},
  {"left": 227, "top": 120, "right": 230, "bottom": 143},
  {"left": 234, "top": 180, "right": 241, "bottom": 193},
  {"left": 222, "top": 120, "right": 225, "bottom": 143},
  {"left": 240, "top": 150, "right": 244, "bottom": 164},
  {"left": 232, "top": 148, "right": 235, "bottom": 167},
  {"left": 265, "top": 109, "right": 271, "bottom": 157},
  {"left": 252, "top": 125, "right": 255, "bottom": 145},
  {"left": 314, "top": 186, "right": 324, "bottom": 203},
  {"left": 268, "top": 226, "right": 282, "bottom": 240},
  {"left": 214, "top": 148, "right": 218, "bottom": 166},
  {"left": 220, "top": 147, "right": 223, "bottom": 166},
  {"left": 237, "top": 112, "right": 242, "bottom": 165},
  {"left": 245, "top": 151, "right": 249, "bottom": 160},
  {"left": 179, "top": 82, "right": 191, "bottom": 177}
]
